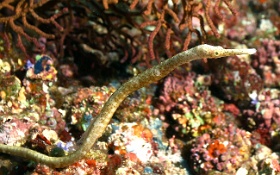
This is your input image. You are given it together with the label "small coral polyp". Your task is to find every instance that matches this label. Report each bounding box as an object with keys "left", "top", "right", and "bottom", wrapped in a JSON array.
[{"left": 207, "top": 140, "right": 227, "bottom": 158}]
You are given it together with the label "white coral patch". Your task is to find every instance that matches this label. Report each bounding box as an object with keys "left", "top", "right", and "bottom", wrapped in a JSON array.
[{"left": 125, "top": 138, "right": 153, "bottom": 163}]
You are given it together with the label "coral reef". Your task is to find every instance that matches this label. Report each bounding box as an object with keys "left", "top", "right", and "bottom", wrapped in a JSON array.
[
  {"left": 0, "top": 0, "right": 280, "bottom": 174},
  {"left": 0, "top": 0, "right": 239, "bottom": 63},
  {"left": 210, "top": 56, "right": 263, "bottom": 101},
  {"left": 157, "top": 70, "right": 231, "bottom": 138},
  {"left": 189, "top": 124, "right": 252, "bottom": 174},
  {"left": 106, "top": 121, "right": 187, "bottom": 174},
  {"left": 251, "top": 39, "right": 280, "bottom": 88}
]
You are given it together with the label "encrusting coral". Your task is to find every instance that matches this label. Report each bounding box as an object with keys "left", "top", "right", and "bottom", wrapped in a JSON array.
[{"left": 0, "top": 44, "right": 256, "bottom": 168}]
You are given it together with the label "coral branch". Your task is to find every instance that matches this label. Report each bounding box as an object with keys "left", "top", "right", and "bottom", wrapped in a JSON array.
[
  {"left": 204, "top": 0, "right": 220, "bottom": 38},
  {"left": 130, "top": 0, "right": 238, "bottom": 61},
  {"left": 0, "top": 0, "right": 66, "bottom": 56},
  {"left": 0, "top": 44, "right": 256, "bottom": 168}
]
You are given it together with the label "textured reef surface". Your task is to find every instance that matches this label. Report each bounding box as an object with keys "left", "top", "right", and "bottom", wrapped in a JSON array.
[{"left": 0, "top": 0, "right": 280, "bottom": 175}]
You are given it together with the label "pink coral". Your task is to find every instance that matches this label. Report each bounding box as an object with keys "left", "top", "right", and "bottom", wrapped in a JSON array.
[
  {"left": 189, "top": 124, "right": 252, "bottom": 174},
  {"left": 243, "top": 88, "right": 280, "bottom": 131},
  {"left": 252, "top": 39, "right": 280, "bottom": 87},
  {"left": 158, "top": 72, "right": 196, "bottom": 113},
  {"left": 157, "top": 70, "right": 237, "bottom": 138},
  {"left": 0, "top": 117, "right": 34, "bottom": 146}
]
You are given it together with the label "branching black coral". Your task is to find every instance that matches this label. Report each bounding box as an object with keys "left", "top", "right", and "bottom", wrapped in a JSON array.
[{"left": 0, "top": 44, "right": 256, "bottom": 168}]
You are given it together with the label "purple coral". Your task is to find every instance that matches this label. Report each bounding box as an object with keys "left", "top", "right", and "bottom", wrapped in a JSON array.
[
  {"left": 158, "top": 72, "right": 197, "bottom": 113},
  {"left": 0, "top": 117, "right": 34, "bottom": 146},
  {"left": 189, "top": 124, "right": 252, "bottom": 174},
  {"left": 157, "top": 71, "right": 233, "bottom": 138},
  {"left": 242, "top": 88, "right": 280, "bottom": 147},
  {"left": 251, "top": 39, "right": 280, "bottom": 87}
]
